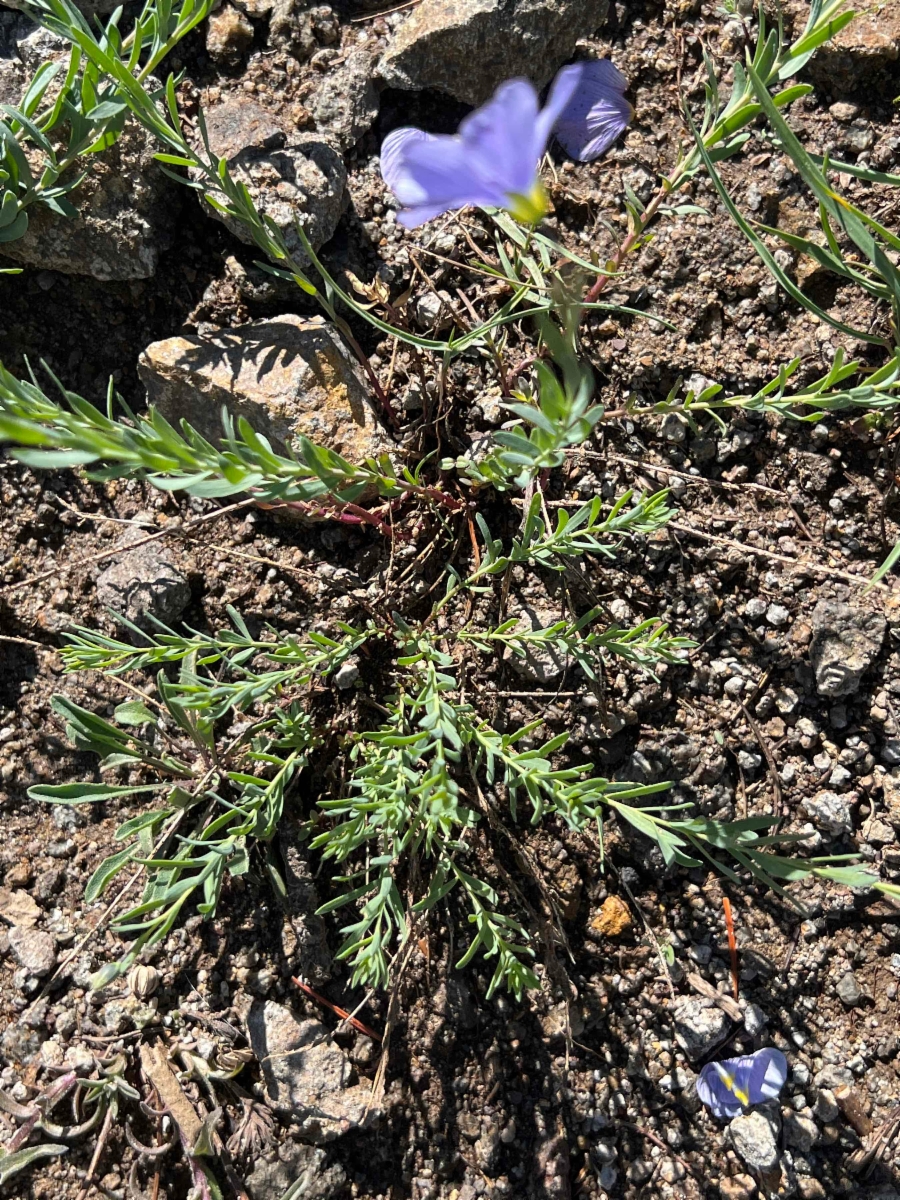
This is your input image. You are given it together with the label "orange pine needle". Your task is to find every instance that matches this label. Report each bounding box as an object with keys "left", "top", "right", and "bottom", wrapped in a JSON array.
[
  {"left": 292, "top": 978, "right": 381, "bottom": 1042},
  {"left": 723, "top": 897, "right": 739, "bottom": 1001}
]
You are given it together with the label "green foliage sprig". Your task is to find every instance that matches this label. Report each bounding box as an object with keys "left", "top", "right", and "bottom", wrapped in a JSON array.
[
  {"left": 1, "top": 0, "right": 217, "bottom": 243},
  {"left": 31, "top": 610, "right": 375, "bottom": 987},
  {"left": 616, "top": 350, "right": 900, "bottom": 430},
  {"left": 458, "top": 609, "right": 693, "bottom": 679},
  {"left": 0, "top": 362, "right": 460, "bottom": 524}
]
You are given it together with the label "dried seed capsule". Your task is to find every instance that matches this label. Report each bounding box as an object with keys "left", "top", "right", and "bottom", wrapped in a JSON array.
[{"left": 128, "top": 964, "right": 160, "bottom": 999}]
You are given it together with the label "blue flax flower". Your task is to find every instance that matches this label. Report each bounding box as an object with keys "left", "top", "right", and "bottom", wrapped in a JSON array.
[
  {"left": 381, "top": 59, "right": 631, "bottom": 229},
  {"left": 696, "top": 1047, "right": 789, "bottom": 1120}
]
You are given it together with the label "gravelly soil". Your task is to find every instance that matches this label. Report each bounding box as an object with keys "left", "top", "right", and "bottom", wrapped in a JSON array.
[{"left": 3, "top": 2, "right": 900, "bottom": 1199}]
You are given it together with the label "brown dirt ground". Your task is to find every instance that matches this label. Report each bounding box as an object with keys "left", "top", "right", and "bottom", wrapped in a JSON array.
[{"left": 3, "top": 1, "right": 900, "bottom": 1198}]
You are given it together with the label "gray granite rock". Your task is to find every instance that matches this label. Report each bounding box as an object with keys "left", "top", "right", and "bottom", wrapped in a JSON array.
[
  {"left": 673, "top": 998, "right": 731, "bottom": 1061},
  {"left": 312, "top": 50, "right": 380, "bottom": 150},
  {"left": 836, "top": 971, "right": 862, "bottom": 1007},
  {"left": 194, "top": 97, "right": 346, "bottom": 266},
  {"left": 96, "top": 524, "right": 190, "bottom": 630},
  {"left": 8, "top": 925, "right": 57, "bottom": 977},
  {"left": 379, "top": 0, "right": 610, "bottom": 105},
  {"left": 801, "top": 790, "right": 853, "bottom": 838},
  {"left": 810, "top": 600, "right": 886, "bottom": 698},
  {"left": 729, "top": 1110, "right": 779, "bottom": 1172},
  {"left": 245, "top": 1142, "right": 347, "bottom": 1200},
  {"left": 247, "top": 1001, "right": 379, "bottom": 1142},
  {"left": 1, "top": 118, "right": 176, "bottom": 279}
]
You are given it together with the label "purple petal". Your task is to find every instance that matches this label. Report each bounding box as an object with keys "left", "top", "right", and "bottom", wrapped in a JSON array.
[
  {"left": 696, "top": 1064, "right": 744, "bottom": 1120},
  {"left": 380, "top": 127, "right": 438, "bottom": 201},
  {"left": 397, "top": 136, "right": 508, "bottom": 226},
  {"left": 553, "top": 59, "right": 633, "bottom": 162},
  {"left": 747, "top": 1047, "right": 788, "bottom": 1104},
  {"left": 534, "top": 63, "right": 592, "bottom": 159},
  {"left": 458, "top": 79, "right": 542, "bottom": 200}
]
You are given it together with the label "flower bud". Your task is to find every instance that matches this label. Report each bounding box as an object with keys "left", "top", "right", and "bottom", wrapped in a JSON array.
[{"left": 128, "top": 964, "right": 160, "bottom": 999}]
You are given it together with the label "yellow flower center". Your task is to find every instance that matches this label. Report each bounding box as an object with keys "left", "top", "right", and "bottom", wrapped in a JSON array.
[{"left": 506, "top": 178, "right": 548, "bottom": 225}]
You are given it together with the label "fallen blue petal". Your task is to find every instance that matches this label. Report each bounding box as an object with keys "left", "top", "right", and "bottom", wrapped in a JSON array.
[
  {"left": 552, "top": 58, "right": 634, "bottom": 162},
  {"left": 379, "top": 70, "right": 581, "bottom": 229},
  {"left": 696, "top": 1047, "right": 789, "bottom": 1121}
]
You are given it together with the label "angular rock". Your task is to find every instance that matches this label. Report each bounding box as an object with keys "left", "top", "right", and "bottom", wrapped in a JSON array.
[
  {"left": 206, "top": 3, "right": 254, "bottom": 63},
  {"left": 9, "top": 925, "right": 57, "bottom": 977},
  {"left": 801, "top": 790, "right": 853, "bottom": 838},
  {"left": 719, "top": 1175, "right": 758, "bottom": 1200},
  {"left": 672, "top": 997, "right": 731, "bottom": 1061},
  {"left": 245, "top": 1142, "right": 347, "bottom": 1200},
  {"left": 729, "top": 1110, "right": 779, "bottom": 1172},
  {"left": 784, "top": 1111, "right": 818, "bottom": 1152},
  {"left": 0, "top": 887, "right": 41, "bottom": 928},
  {"left": 836, "top": 971, "right": 862, "bottom": 1007},
  {"left": 1, "top": 122, "right": 176, "bottom": 280},
  {"left": 96, "top": 523, "right": 190, "bottom": 630},
  {"left": 379, "top": 0, "right": 610, "bottom": 105},
  {"left": 247, "top": 1001, "right": 379, "bottom": 1141},
  {"left": 268, "top": 0, "right": 317, "bottom": 59},
  {"left": 590, "top": 895, "right": 632, "bottom": 938},
  {"left": 810, "top": 601, "right": 885, "bottom": 698},
  {"left": 196, "top": 98, "right": 346, "bottom": 265},
  {"left": 139, "top": 314, "right": 390, "bottom": 465},
  {"left": 813, "top": 1087, "right": 839, "bottom": 1123},
  {"left": 311, "top": 50, "right": 380, "bottom": 150},
  {"left": 814, "top": 1063, "right": 854, "bottom": 1090}
]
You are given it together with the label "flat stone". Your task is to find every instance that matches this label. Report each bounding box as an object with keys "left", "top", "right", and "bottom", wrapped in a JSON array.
[
  {"left": 729, "top": 1110, "right": 779, "bottom": 1172},
  {"left": 247, "top": 1001, "right": 379, "bottom": 1142},
  {"left": 801, "top": 790, "right": 853, "bottom": 838},
  {"left": 245, "top": 1142, "right": 347, "bottom": 1200},
  {"left": 139, "top": 315, "right": 390, "bottom": 467},
  {"left": 379, "top": 0, "right": 610, "bottom": 105},
  {"left": 809, "top": 601, "right": 886, "bottom": 698},
  {"left": 0, "top": 887, "right": 41, "bottom": 928},
  {"left": 96, "top": 523, "right": 190, "bottom": 630},
  {"left": 195, "top": 97, "right": 346, "bottom": 266},
  {"left": 673, "top": 997, "right": 731, "bottom": 1061},
  {"left": 8, "top": 925, "right": 57, "bottom": 977}
]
